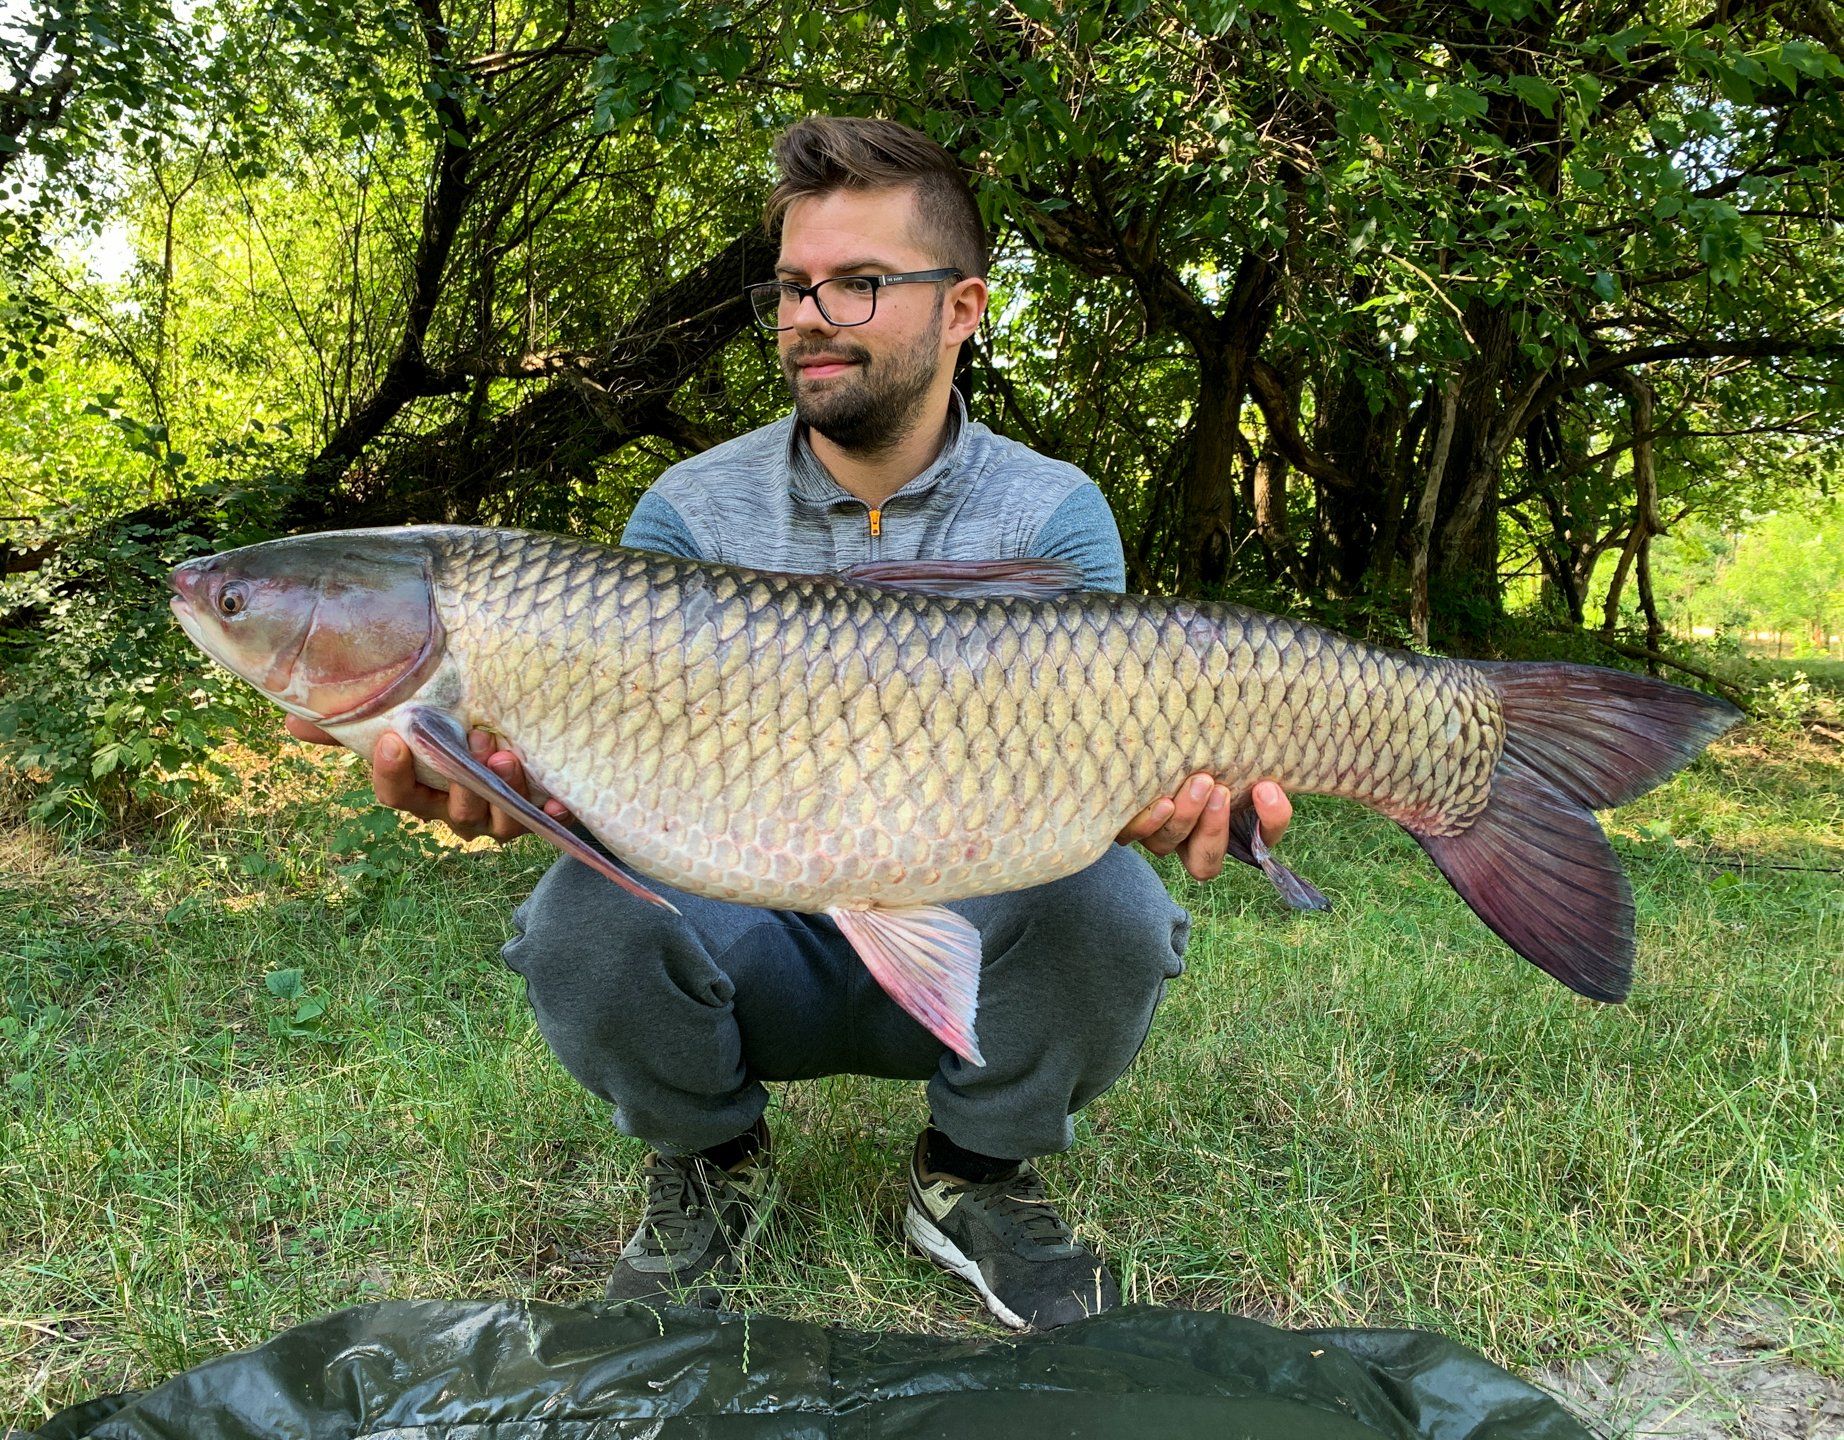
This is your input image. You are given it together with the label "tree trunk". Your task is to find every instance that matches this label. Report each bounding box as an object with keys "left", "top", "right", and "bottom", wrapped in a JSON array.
[
  {"left": 1566, "top": 548, "right": 1597, "bottom": 624},
  {"left": 1249, "top": 362, "right": 1299, "bottom": 582},
  {"left": 1179, "top": 354, "right": 1242, "bottom": 587},
  {"left": 1252, "top": 448, "right": 1291, "bottom": 574},
  {"left": 292, "top": 0, "right": 479, "bottom": 523},
  {"left": 1431, "top": 305, "right": 1517, "bottom": 642},
  {"left": 1600, "top": 376, "right": 1662, "bottom": 643},
  {"left": 1410, "top": 381, "right": 1460, "bottom": 649},
  {"left": 1600, "top": 522, "right": 1641, "bottom": 635},
  {"left": 1628, "top": 378, "right": 1664, "bottom": 669},
  {"left": 1174, "top": 255, "right": 1279, "bottom": 589},
  {"left": 1636, "top": 535, "right": 1664, "bottom": 674},
  {"left": 1311, "top": 366, "right": 1402, "bottom": 595}
]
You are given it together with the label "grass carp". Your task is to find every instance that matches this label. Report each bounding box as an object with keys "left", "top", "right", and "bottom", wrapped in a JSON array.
[{"left": 169, "top": 525, "right": 1740, "bottom": 1064}]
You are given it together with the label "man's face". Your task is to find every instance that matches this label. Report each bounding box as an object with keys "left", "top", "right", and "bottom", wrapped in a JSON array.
[{"left": 775, "top": 186, "right": 975, "bottom": 454}]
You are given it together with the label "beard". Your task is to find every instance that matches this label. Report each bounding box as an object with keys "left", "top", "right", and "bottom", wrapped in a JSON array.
[{"left": 782, "top": 311, "right": 944, "bottom": 455}]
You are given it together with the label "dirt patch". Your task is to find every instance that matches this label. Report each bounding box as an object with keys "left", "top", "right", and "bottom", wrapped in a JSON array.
[{"left": 1540, "top": 1316, "right": 1844, "bottom": 1439}]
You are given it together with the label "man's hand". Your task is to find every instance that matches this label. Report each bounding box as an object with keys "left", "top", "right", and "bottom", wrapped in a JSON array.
[
  {"left": 284, "top": 714, "right": 572, "bottom": 843},
  {"left": 1116, "top": 775, "right": 1291, "bottom": 882}
]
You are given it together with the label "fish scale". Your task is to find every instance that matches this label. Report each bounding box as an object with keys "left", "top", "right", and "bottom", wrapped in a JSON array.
[{"left": 426, "top": 530, "right": 1502, "bottom": 908}]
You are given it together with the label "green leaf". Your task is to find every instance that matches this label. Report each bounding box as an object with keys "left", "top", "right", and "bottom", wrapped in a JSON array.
[
  {"left": 1505, "top": 75, "right": 1558, "bottom": 118},
  {"left": 710, "top": 35, "right": 750, "bottom": 83},
  {"left": 265, "top": 968, "right": 305, "bottom": 1000}
]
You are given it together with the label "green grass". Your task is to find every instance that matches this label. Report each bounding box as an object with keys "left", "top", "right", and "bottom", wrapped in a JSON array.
[{"left": 2, "top": 723, "right": 1840, "bottom": 1429}]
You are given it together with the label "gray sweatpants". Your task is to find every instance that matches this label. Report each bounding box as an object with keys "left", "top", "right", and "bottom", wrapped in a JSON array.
[{"left": 501, "top": 844, "right": 1190, "bottom": 1160}]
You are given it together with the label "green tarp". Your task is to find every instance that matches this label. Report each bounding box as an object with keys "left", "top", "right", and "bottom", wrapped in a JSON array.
[{"left": 33, "top": 1301, "right": 1592, "bottom": 1439}]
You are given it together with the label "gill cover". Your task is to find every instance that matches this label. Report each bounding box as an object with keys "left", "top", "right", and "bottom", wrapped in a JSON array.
[{"left": 170, "top": 533, "right": 444, "bottom": 724}]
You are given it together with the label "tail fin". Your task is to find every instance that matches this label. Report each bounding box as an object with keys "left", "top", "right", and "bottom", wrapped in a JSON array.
[{"left": 1413, "top": 663, "right": 1741, "bottom": 1002}]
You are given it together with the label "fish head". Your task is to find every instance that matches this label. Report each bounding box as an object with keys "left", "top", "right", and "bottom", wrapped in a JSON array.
[{"left": 169, "top": 532, "right": 445, "bottom": 724}]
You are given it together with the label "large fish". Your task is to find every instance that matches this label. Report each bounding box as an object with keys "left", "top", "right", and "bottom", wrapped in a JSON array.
[{"left": 169, "top": 526, "right": 1739, "bottom": 1063}]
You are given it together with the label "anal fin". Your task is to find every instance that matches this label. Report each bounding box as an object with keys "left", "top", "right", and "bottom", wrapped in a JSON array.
[
  {"left": 828, "top": 905, "right": 985, "bottom": 1066},
  {"left": 1227, "top": 804, "right": 1330, "bottom": 912}
]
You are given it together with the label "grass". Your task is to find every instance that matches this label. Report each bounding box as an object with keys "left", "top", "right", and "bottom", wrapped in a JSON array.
[{"left": 1, "top": 708, "right": 1840, "bottom": 1430}]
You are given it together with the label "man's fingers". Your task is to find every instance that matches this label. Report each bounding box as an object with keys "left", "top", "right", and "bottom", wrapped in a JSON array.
[
  {"left": 373, "top": 733, "right": 440, "bottom": 818},
  {"left": 285, "top": 714, "right": 340, "bottom": 746},
  {"left": 1178, "top": 784, "right": 1232, "bottom": 881},
  {"left": 484, "top": 752, "right": 534, "bottom": 842},
  {"left": 1252, "top": 779, "right": 1293, "bottom": 847},
  {"left": 1115, "top": 796, "right": 1174, "bottom": 845},
  {"left": 1142, "top": 773, "right": 1213, "bottom": 855},
  {"left": 442, "top": 731, "right": 493, "bottom": 835}
]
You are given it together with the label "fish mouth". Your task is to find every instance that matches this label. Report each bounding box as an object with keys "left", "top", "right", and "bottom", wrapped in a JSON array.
[
  {"left": 167, "top": 589, "right": 220, "bottom": 666},
  {"left": 167, "top": 561, "right": 231, "bottom": 665},
  {"left": 168, "top": 557, "right": 207, "bottom": 612}
]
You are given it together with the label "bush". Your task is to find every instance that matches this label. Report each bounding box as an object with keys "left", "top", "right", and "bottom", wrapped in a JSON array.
[{"left": 0, "top": 510, "right": 263, "bottom": 824}]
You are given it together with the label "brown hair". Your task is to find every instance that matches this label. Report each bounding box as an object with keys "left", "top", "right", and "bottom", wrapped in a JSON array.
[{"left": 766, "top": 117, "right": 990, "bottom": 279}]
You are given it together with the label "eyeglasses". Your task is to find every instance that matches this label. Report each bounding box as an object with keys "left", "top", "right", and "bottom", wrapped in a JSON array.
[{"left": 746, "top": 269, "right": 964, "bottom": 330}]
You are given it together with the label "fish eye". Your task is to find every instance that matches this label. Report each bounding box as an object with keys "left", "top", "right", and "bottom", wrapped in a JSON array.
[{"left": 218, "top": 583, "right": 248, "bottom": 617}]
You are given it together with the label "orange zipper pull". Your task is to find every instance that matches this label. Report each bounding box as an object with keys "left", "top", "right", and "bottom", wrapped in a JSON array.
[{"left": 868, "top": 507, "right": 882, "bottom": 538}]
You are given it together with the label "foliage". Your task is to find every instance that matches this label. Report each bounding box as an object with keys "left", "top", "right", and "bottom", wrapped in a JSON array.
[
  {"left": 1720, "top": 503, "right": 1844, "bottom": 645},
  {"left": 0, "top": 512, "right": 257, "bottom": 822},
  {"left": 1647, "top": 498, "right": 1844, "bottom": 653}
]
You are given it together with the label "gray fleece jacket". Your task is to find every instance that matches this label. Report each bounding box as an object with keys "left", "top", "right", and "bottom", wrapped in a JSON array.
[{"left": 619, "top": 393, "right": 1126, "bottom": 593}]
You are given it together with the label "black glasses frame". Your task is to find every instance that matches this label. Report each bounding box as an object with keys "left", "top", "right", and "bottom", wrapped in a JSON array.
[{"left": 747, "top": 268, "right": 965, "bottom": 330}]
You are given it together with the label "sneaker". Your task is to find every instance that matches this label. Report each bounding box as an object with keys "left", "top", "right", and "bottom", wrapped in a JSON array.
[
  {"left": 905, "top": 1134, "right": 1120, "bottom": 1331},
  {"left": 604, "top": 1144, "right": 775, "bottom": 1306}
]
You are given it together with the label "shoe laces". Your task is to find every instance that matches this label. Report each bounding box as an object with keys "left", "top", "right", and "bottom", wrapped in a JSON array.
[
  {"left": 632, "top": 1154, "right": 714, "bottom": 1257},
  {"left": 963, "top": 1167, "right": 1074, "bottom": 1249}
]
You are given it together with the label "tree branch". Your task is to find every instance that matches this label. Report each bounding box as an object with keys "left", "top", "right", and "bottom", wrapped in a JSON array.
[
  {"left": 1526, "top": 336, "right": 1844, "bottom": 419},
  {"left": 295, "top": 227, "right": 776, "bottom": 527},
  {"left": 1246, "top": 359, "right": 1356, "bottom": 491},
  {"left": 294, "top": 0, "right": 481, "bottom": 514}
]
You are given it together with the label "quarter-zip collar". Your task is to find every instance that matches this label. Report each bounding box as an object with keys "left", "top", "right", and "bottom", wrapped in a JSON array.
[{"left": 786, "top": 389, "right": 971, "bottom": 511}]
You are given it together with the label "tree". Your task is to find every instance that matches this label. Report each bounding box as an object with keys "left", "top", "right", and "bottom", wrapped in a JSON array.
[
  {"left": 1720, "top": 501, "right": 1844, "bottom": 651},
  {"left": 6, "top": 0, "right": 1843, "bottom": 643}
]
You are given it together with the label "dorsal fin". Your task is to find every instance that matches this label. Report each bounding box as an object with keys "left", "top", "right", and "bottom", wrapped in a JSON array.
[{"left": 838, "top": 558, "right": 1085, "bottom": 599}]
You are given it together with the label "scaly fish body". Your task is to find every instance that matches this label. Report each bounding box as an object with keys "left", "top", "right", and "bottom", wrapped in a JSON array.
[
  {"left": 170, "top": 525, "right": 1740, "bottom": 1063},
  {"left": 427, "top": 529, "right": 1498, "bottom": 910}
]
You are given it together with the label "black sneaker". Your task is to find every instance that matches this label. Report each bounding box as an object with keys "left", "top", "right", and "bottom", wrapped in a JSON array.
[
  {"left": 604, "top": 1145, "right": 775, "bottom": 1306},
  {"left": 905, "top": 1134, "right": 1120, "bottom": 1330}
]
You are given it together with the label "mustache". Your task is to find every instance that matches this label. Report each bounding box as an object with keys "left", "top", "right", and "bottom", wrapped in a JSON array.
[{"left": 787, "top": 342, "right": 872, "bottom": 367}]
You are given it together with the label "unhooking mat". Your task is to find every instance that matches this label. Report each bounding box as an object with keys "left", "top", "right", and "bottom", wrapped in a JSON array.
[{"left": 31, "top": 1300, "right": 1592, "bottom": 1439}]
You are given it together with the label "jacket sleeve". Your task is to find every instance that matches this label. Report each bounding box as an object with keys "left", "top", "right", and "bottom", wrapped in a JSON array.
[
  {"left": 620, "top": 490, "right": 707, "bottom": 562},
  {"left": 1029, "top": 485, "right": 1128, "bottom": 594}
]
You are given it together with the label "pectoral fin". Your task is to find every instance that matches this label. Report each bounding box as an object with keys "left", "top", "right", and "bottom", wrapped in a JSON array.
[
  {"left": 404, "top": 706, "right": 678, "bottom": 914},
  {"left": 1227, "top": 805, "right": 1330, "bottom": 912},
  {"left": 828, "top": 904, "right": 985, "bottom": 1066}
]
